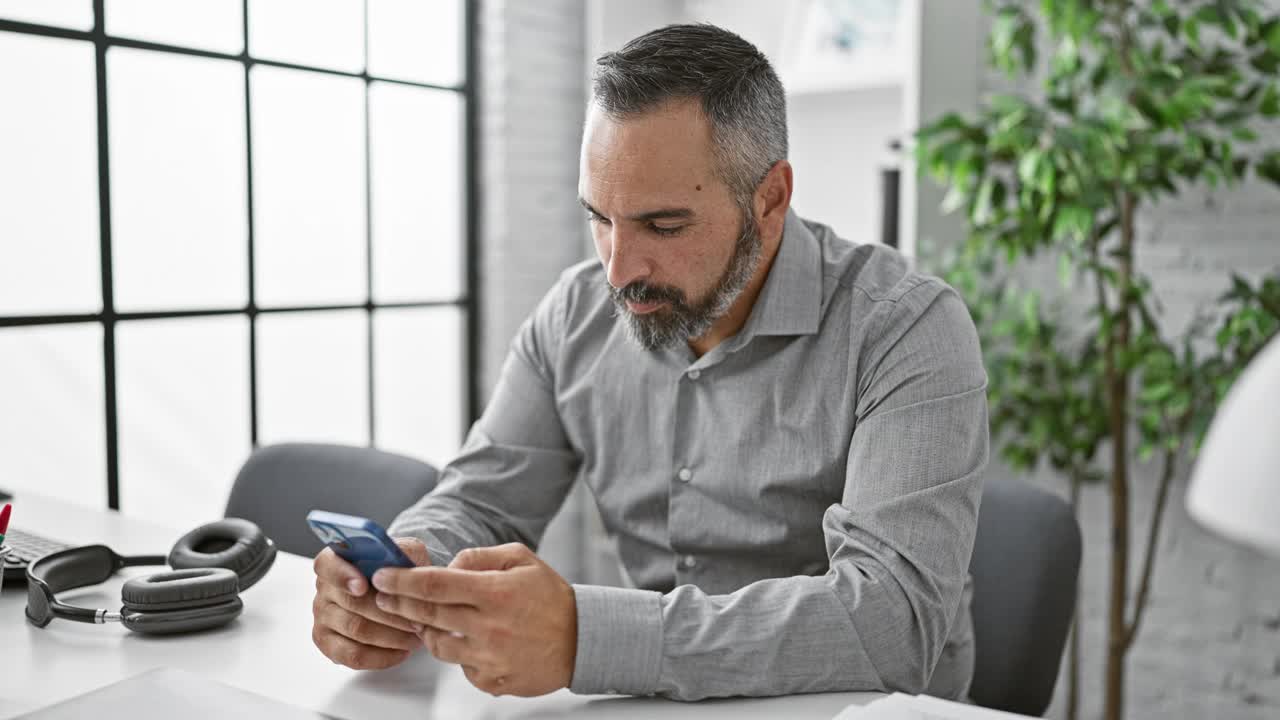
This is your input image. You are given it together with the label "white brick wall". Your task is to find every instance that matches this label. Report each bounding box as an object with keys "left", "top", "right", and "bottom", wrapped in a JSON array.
[{"left": 477, "top": 0, "right": 594, "bottom": 582}]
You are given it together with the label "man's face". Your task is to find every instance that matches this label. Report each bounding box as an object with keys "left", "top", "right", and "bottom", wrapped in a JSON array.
[{"left": 579, "top": 100, "right": 762, "bottom": 350}]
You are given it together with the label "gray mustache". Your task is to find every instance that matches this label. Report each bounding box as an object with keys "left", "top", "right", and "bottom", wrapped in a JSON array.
[{"left": 613, "top": 282, "right": 684, "bottom": 306}]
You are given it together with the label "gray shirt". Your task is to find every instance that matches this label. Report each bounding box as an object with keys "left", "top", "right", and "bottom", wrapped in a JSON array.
[{"left": 389, "top": 210, "right": 989, "bottom": 702}]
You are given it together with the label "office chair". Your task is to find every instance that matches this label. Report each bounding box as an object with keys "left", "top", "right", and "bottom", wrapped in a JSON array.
[
  {"left": 225, "top": 443, "right": 439, "bottom": 557},
  {"left": 967, "top": 478, "right": 1082, "bottom": 716}
]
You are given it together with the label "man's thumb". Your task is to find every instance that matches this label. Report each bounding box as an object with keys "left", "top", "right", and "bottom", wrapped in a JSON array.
[{"left": 394, "top": 537, "right": 432, "bottom": 566}]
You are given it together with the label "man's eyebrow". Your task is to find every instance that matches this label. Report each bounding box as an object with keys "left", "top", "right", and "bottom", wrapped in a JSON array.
[{"left": 578, "top": 197, "right": 696, "bottom": 223}]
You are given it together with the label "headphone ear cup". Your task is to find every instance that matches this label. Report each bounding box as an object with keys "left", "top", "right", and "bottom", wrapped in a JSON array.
[
  {"left": 232, "top": 539, "right": 276, "bottom": 592},
  {"left": 168, "top": 518, "right": 276, "bottom": 591},
  {"left": 120, "top": 568, "right": 243, "bottom": 635},
  {"left": 121, "top": 596, "right": 243, "bottom": 635},
  {"left": 122, "top": 568, "right": 240, "bottom": 611}
]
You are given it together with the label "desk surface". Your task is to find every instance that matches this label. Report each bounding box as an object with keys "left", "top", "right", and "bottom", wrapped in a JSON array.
[{"left": 0, "top": 493, "right": 880, "bottom": 720}]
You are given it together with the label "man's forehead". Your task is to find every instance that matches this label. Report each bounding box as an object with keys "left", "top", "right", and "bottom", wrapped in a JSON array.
[
  {"left": 579, "top": 100, "right": 721, "bottom": 209},
  {"left": 582, "top": 102, "right": 715, "bottom": 167}
]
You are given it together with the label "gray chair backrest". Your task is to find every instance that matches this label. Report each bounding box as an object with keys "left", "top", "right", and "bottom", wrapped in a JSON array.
[
  {"left": 967, "top": 478, "right": 1082, "bottom": 716},
  {"left": 225, "top": 443, "right": 439, "bottom": 557}
]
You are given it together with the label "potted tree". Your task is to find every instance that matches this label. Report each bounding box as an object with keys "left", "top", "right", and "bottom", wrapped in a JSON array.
[{"left": 914, "top": 1, "right": 1280, "bottom": 719}]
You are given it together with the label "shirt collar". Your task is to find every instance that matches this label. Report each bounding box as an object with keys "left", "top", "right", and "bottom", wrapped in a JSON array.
[{"left": 739, "top": 208, "right": 823, "bottom": 339}]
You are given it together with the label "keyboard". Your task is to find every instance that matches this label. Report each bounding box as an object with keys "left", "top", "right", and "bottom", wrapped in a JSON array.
[{"left": 2, "top": 528, "right": 73, "bottom": 584}]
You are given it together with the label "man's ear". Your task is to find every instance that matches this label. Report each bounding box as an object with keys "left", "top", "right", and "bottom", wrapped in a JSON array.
[{"left": 755, "top": 159, "right": 793, "bottom": 237}]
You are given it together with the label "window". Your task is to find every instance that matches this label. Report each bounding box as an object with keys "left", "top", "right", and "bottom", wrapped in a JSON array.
[{"left": 0, "top": 1, "right": 475, "bottom": 527}]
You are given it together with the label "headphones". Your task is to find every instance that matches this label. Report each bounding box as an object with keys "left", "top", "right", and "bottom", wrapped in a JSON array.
[{"left": 25, "top": 518, "right": 277, "bottom": 635}]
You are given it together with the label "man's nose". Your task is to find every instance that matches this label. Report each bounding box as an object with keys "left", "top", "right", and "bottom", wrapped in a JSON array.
[{"left": 606, "top": 228, "right": 652, "bottom": 291}]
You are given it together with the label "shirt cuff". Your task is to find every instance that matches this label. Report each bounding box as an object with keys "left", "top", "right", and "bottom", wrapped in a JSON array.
[{"left": 569, "top": 584, "right": 663, "bottom": 696}]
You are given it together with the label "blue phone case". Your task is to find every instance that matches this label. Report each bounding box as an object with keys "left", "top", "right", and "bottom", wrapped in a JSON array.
[{"left": 306, "top": 510, "right": 415, "bottom": 580}]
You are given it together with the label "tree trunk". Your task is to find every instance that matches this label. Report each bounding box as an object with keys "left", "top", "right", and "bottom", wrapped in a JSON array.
[{"left": 1103, "top": 192, "right": 1137, "bottom": 720}]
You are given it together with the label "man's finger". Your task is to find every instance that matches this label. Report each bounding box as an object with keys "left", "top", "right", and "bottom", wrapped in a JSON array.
[
  {"left": 421, "top": 626, "right": 481, "bottom": 667},
  {"left": 448, "top": 543, "right": 534, "bottom": 571},
  {"left": 315, "top": 600, "right": 422, "bottom": 651},
  {"left": 394, "top": 537, "right": 432, "bottom": 566},
  {"left": 313, "top": 546, "right": 369, "bottom": 597},
  {"left": 375, "top": 593, "right": 483, "bottom": 635},
  {"left": 371, "top": 566, "right": 493, "bottom": 605},
  {"left": 319, "top": 579, "right": 424, "bottom": 634},
  {"left": 313, "top": 626, "right": 412, "bottom": 670}
]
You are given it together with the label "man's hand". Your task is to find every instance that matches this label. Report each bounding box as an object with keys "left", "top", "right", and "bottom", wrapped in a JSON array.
[
  {"left": 371, "top": 543, "right": 578, "bottom": 697},
  {"left": 311, "top": 537, "right": 431, "bottom": 670}
]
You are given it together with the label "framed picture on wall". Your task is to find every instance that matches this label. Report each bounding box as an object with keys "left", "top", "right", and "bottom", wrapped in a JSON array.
[{"left": 778, "top": 0, "right": 906, "bottom": 94}]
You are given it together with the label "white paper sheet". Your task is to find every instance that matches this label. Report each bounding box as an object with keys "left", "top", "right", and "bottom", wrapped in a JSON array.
[{"left": 833, "top": 693, "right": 1036, "bottom": 720}]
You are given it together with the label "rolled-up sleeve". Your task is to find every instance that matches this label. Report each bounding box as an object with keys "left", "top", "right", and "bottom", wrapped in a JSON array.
[{"left": 567, "top": 283, "right": 988, "bottom": 700}]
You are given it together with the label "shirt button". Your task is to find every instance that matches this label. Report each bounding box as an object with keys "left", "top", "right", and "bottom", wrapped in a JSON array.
[
  {"left": 687, "top": 369, "right": 701, "bottom": 380},
  {"left": 682, "top": 555, "right": 697, "bottom": 569},
  {"left": 676, "top": 467, "right": 692, "bottom": 483}
]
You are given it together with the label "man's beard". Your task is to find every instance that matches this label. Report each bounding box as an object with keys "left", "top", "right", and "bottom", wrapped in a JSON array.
[{"left": 609, "top": 208, "right": 763, "bottom": 351}]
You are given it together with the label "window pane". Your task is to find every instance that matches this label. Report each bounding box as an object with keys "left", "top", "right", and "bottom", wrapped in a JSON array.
[
  {"left": 373, "top": 307, "right": 463, "bottom": 468},
  {"left": 251, "top": 66, "right": 366, "bottom": 307},
  {"left": 256, "top": 310, "right": 368, "bottom": 446},
  {"left": 0, "top": 33, "right": 100, "bottom": 315},
  {"left": 369, "top": 83, "right": 463, "bottom": 303},
  {"left": 367, "top": 0, "right": 463, "bottom": 87},
  {"left": 0, "top": 324, "right": 106, "bottom": 508},
  {"left": 116, "top": 316, "right": 250, "bottom": 528},
  {"left": 0, "top": 1, "right": 93, "bottom": 30},
  {"left": 106, "top": 0, "right": 244, "bottom": 54},
  {"left": 248, "top": 0, "right": 363, "bottom": 73},
  {"left": 109, "top": 48, "right": 248, "bottom": 312}
]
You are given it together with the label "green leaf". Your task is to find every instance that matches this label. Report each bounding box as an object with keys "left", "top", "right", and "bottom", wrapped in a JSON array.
[
  {"left": 1257, "top": 151, "right": 1280, "bottom": 187},
  {"left": 1018, "top": 149, "right": 1042, "bottom": 186},
  {"left": 1141, "top": 382, "right": 1175, "bottom": 403},
  {"left": 973, "top": 176, "right": 997, "bottom": 225},
  {"left": 1134, "top": 91, "right": 1166, "bottom": 126},
  {"left": 1261, "top": 84, "right": 1280, "bottom": 118},
  {"left": 941, "top": 185, "right": 968, "bottom": 214},
  {"left": 1022, "top": 292, "right": 1040, "bottom": 331},
  {"left": 1232, "top": 126, "right": 1258, "bottom": 142},
  {"left": 1185, "top": 17, "right": 1202, "bottom": 52},
  {"left": 1266, "top": 19, "right": 1280, "bottom": 55},
  {"left": 1053, "top": 205, "right": 1093, "bottom": 242},
  {"left": 1090, "top": 62, "right": 1111, "bottom": 91},
  {"left": 1252, "top": 51, "right": 1280, "bottom": 74},
  {"left": 1053, "top": 35, "right": 1080, "bottom": 74}
]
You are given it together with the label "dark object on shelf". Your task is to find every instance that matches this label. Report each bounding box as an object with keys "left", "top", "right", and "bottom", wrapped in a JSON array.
[
  {"left": 880, "top": 166, "right": 900, "bottom": 249},
  {"left": 880, "top": 138, "right": 902, "bottom": 250}
]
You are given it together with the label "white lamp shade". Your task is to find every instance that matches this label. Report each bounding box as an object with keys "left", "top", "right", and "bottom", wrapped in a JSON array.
[{"left": 1186, "top": 334, "right": 1280, "bottom": 556}]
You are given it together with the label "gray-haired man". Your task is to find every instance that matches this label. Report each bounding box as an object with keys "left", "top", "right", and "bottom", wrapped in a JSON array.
[{"left": 310, "top": 23, "right": 988, "bottom": 703}]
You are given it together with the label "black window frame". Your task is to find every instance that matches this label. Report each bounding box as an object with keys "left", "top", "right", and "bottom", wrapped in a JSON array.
[{"left": 0, "top": 0, "right": 480, "bottom": 509}]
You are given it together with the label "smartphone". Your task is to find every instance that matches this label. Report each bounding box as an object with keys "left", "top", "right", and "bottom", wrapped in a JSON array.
[{"left": 306, "top": 510, "right": 415, "bottom": 580}]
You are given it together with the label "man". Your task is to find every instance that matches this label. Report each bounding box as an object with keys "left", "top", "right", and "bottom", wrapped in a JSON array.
[{"left": 311, "top": 23, "right": 988, "bottom": 702}]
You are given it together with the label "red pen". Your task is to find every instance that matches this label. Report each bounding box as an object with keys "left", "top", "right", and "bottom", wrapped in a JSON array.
[{"left": 0, "top": 502, "right": 10, "bottom": 545}]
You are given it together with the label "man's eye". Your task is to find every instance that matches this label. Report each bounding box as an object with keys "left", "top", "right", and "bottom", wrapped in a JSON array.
[
  {"left": 650, "top": 224, "right": 684, "bottom": 237},
  {"left": 586, "top": 212, "right": 611, "bottom": 226}
]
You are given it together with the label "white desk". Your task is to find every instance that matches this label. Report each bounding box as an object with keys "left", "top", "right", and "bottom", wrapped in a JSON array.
[{"left": 0, "top": 493, "right": 881, "bottom": 719}]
